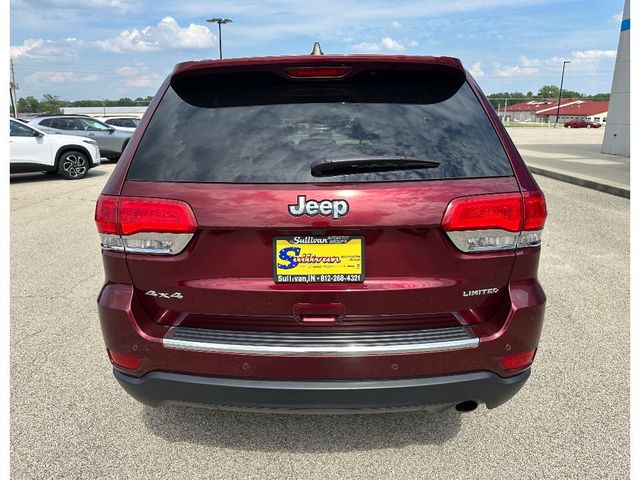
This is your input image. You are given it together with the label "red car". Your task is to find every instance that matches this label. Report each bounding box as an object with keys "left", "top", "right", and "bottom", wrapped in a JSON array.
[
  {"left": 95, "top": 53, "right": 546, "bottom": 413},
  {"left": 564, "top": 120, "right": 601, "bottom": 128}
]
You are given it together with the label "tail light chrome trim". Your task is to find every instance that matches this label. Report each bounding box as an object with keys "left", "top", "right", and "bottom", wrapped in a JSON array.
[
  {"left": 100, "top": 232, "right": 194, "bottom": 255},
  {"left": 446, "top": 229, "right": 542, "bottom": 253},
  {"left": 163, "top": 326, "right": 478, "bottom": 356},
  {"left": 95, "top": 195, "right": 197, "bottom": 255},
  {"left": 442, "top": 191, "right": 546, "bottom": 253}
]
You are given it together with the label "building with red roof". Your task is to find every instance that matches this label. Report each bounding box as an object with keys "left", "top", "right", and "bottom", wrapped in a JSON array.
[
  {"left": 495, "top": 99, "right": 582, "bottom": 122},
  {"left": 535, "top": 101, "right": 609, "bottom": 124}
]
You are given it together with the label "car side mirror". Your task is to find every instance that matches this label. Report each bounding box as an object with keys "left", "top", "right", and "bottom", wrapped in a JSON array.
[
  {"left": 32, "top": 130, "right": 44, "bottom": 138},
  {"left": 108, "top": 127, "right": 116, "bottom": 134}
]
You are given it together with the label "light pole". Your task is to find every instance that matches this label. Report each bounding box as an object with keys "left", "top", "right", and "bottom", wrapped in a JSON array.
[
  {"left": 206, "top": 18, "right": 233, "bottom": 59},
  {"left": 554, "top": 60, "right": 571, "bottom": 127},
  {"left": 98, "top": 97, "right": 106, "bottom": 116}
]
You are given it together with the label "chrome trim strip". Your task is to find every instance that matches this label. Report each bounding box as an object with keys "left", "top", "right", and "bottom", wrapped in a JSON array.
[
  {"left": 446, "top": 229, "right": 543, "bottom": 252},
  {"left": 101, "top": 232, "right": 193, "bottom": 255},
  {"left": 163, "top": 327, "right": 479, "bottom": 356}
]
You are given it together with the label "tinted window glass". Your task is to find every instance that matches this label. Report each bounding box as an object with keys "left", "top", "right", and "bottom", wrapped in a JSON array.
[
  {"left": 129, "top": 71, "right": 512, "bottom": 183},
  {"left": 10, "top": 120, "right": 35, "bottom": 137},
  {"left": 39, "top": 119, "right": 51, "bottom": 127},
  {"left": 77, "top": 118, "right": 111, "bottom": 131},
  {"left": 51, "top": 118, "right": 80, "bottom": 130}
]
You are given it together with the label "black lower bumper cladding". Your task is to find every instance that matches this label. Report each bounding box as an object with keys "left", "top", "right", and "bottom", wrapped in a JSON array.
[{"left": 114, "top": 368, "right": 530, "bottom": 413}]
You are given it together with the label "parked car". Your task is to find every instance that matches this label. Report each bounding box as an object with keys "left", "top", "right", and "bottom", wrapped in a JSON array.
[
  {"left": 95, "top": 53, "right": 547, "bottom": 413},
  {"left": 27, "top": 115, "right": 132, "bottom": 160},
  {"left": 564, "top": 120, "right": 601, "bottom": 128},
  {"left": 10, "top": 118, "right": 100, "bottom": 179},
  {"left": 95, "top": 116, "right": 140, "bottom": 133}
]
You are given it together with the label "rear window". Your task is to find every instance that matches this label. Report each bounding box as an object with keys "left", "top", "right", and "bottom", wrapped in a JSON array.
[{"left": 128, "top": 69, "right": 512, "bottom": 183}]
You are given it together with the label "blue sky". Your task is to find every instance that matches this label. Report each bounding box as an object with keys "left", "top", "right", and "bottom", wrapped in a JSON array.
[{"left": 10, "top": 0, "right": 624, "bottom": 100}]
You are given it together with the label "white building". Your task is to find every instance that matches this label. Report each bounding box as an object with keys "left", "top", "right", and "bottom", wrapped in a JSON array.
[
  {"left": 602, "top": 0, "right": 630, "bottom": 156},
  {"left": 61, "top": 106, "right": 147, "bottom": 118}
]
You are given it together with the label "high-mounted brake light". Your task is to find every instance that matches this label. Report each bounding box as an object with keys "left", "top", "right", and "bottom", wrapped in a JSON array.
[
  {"left": 95, "top": 195, "right": 197, "bottom": 255},
  {"left": 442, "top": 191, "right": 546, "bottom": 253},
  {"left": 284, "top": 66, "right": 351, "bottom": 78}
]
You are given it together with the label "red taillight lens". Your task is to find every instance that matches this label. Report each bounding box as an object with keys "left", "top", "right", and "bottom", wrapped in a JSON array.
[
  {"left": 95, "top": 195, "right": 118, "bottom": 234},
  {"left": 284, "top": 66, "right": 351, "bottom": 78},
  {"left": 442, "top": 193, "right": 523, "bottom": 233},
  {"left": 108, "top": 350, "right": 142, "bottom": 370},
  {"left": 523, "top": 191, "right": 547, "bottom": 231},
  {"left": 501, "top": 348, "right": 537, "bottom": 371},
  {"left": 118, "top": 197, "right": 197, "bottom": 235}
]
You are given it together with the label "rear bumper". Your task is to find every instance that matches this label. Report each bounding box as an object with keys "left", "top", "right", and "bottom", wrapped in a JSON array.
[{"left": 114, "top": 368, "right": 530, "bottom": 413}]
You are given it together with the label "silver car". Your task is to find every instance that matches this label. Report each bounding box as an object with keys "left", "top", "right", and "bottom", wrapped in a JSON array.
[{"left": 28, "top": 115, "right": 132, "bottom": 160}]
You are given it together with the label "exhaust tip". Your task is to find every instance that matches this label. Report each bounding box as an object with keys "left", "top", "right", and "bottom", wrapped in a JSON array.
[{"left": 455, "top": 401, "right": 478, "bottom": 412}]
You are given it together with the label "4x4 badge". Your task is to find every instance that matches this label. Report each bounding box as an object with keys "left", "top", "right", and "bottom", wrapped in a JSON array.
[{"left": 288, "top": 195, "right": 349, "bottom": 220}]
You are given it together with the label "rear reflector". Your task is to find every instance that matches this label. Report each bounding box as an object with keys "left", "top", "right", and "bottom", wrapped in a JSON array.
[
  {"left": 108, "top": 350, "right": 142, "bottom": 370},
  {"left": 501, "top": 348, "right": 537, "bottom": 371},
  {"left": 95, "top": 195, "right": 196, "bottom": 255},
  {"left": 284, "top": 66, "right": 351, "bottom": 78},
  {"left": 442, "top": 191, "right": 546, "bottom": 253}
]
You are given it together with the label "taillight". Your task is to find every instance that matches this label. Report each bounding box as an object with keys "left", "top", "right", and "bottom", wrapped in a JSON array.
[
  {"left": 94, "top": 195, "right": 118, "bottom": 234},
  {"left": 523, "top": 191, "right": 547, "bottom": 230},
  {"left": 95, "top": 195, "right": 197, "bottom": 255},
  {"left": 284, "top": 66, "right": 351, "bottom": 78},
  {"left": 119, "top": 198, "right": 196, "bottom": 235},
  {"left": 442, "top": 191, "right": 546, "bottom": 253}
]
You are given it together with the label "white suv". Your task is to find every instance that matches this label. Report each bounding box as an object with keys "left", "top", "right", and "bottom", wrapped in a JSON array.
[{"left": 10, "top": 118, "right": 101, "bottom": 180}]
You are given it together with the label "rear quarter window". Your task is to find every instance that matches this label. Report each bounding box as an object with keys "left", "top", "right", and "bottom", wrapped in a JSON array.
[{"left": 128, "top": 69, "right": 513, "bottom": 184}]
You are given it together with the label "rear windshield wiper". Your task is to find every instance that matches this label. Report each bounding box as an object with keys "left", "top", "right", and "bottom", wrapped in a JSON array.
[{"left": 310, "top": 156, "right": 440, "bottom": 177}]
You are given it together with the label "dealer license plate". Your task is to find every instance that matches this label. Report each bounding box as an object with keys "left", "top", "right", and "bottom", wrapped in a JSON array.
[{"left": 273, "top": 235, "right": 364, "bottom": 284}]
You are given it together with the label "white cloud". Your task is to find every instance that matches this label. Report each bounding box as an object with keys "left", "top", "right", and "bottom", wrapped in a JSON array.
[
  {"left": 116, "top": 65, "right": 165, "bottom": 88},
  {"left": 391, "top": 21, "right": 402, "bottom": 28},
  {"left": 12, "top": 0, "right": 136, "bottom": 13},
  {"left": 352, "top": 37, "right": 406, "bottom": 52},
  {"left": 492, "top": 49, "right": 617, "bottom": 78},
  {"left": 469, "top": 62, "right": 484, "bottom": 78},
  {"left": 10, "top": 38, "right": 79, "bottom": 59},
  {"left": 494, "top": 65, "right": 539, "bottom": 78},
  {"left": 381, "top": 37, "right": 405, "bottom": 51},
  {"left": 572, "top": 49, "right": 616, "bottom": 60},
  {"left": 96, "top": 17, "right": 214, "bottom": 53},
  {"left": 612, "top": 12, "right": 623, "bottom": 23},
  {"left": 26, "top": 71, "right": 100, "bottom": 84}
]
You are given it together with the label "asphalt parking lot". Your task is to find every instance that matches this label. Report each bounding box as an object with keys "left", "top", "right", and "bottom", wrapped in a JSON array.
[{"left": 10, "top": 159, "right": 629, "bottom": 478}]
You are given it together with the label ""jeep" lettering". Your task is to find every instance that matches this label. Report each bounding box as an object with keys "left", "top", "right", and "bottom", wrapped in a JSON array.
[{"left": 288, "top": 195, "right": 349, "bottom": 220}]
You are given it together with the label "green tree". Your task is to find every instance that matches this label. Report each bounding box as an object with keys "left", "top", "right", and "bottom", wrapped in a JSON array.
[
  {"left": 536, "top": 85, "right": 583, "bottom": 99},
  {"left": 40, "top": 94, "right": 65, "bottom": 114},
  {"left": 17, "top": 96, "right": 40, "bottom": 113}
]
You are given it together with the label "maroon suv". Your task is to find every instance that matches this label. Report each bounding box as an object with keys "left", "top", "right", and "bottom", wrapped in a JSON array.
[{"left": 95, "top": 54, "right": 546, "bottom": 413}]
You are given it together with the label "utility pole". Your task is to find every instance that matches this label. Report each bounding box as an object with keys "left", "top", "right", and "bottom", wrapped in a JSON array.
[
  {"left": 554, "top": 60, "right": 571, "bottom": 128},
  {"left": 206, "top": 18, "right": 233, "bottom": 59},
  {"left": 9, "top": 59, "right": 18, "bottom": 118}
]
